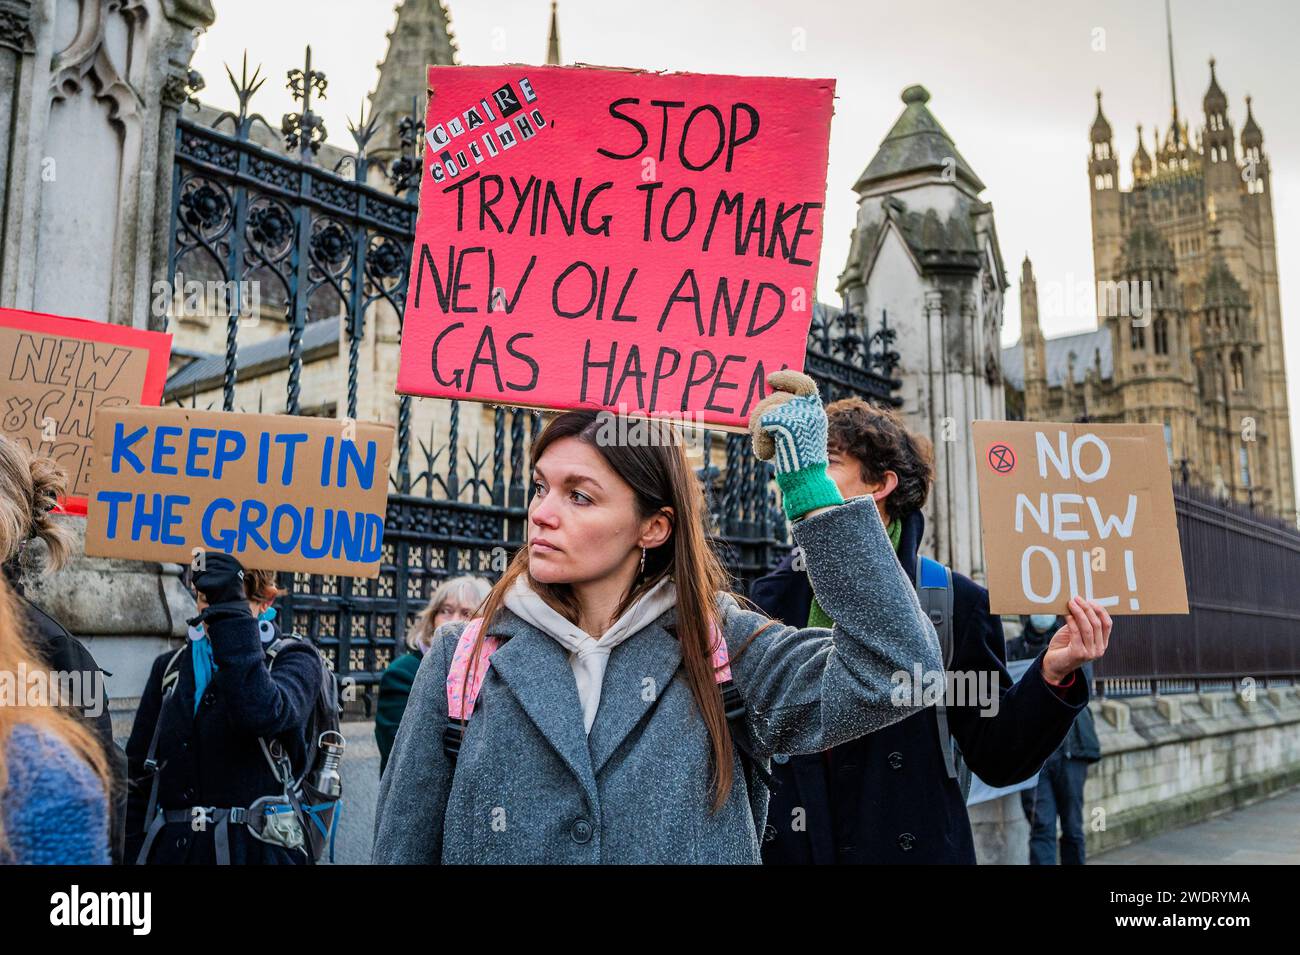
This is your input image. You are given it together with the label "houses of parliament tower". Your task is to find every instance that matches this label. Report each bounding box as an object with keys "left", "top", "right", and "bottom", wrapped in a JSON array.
[{"left": 1005, "top": 56, "right": 1296, "bottom": 522}]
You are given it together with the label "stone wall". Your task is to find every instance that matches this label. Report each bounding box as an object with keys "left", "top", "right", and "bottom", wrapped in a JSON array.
[
  {"left": 971, "top": 687, "right": 1300, "bottom": 863},
  {"left": 1, "top": 0, "right": 215, "bottom": 323},
  {"left": 1086, "top": 688, "right": 1300, "bottom": 855}
]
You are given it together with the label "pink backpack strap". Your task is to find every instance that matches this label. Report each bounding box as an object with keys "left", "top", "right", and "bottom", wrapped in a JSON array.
[
  {"left": 449, "top": 617, "right": 728, "bottom": 719},
  {"left": 709, "top": 621, "right": 732, "bottom": 683},
  {"left": 446, "top": 619, "right": 503, "bottom": 720}
]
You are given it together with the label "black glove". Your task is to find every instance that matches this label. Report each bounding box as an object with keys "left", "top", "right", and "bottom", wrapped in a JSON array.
[{"left": 188, "top": 553, "right": 251, "bottom": 627}]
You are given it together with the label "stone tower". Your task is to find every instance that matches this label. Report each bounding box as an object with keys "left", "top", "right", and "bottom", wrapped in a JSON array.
[
  {"left": 1106, "top": 186, "right": 1197, "bottom": 469},
  {"left": 368, "top": 0, "right": 459, "bottom": 164},
  {"left": 546, "top": 1, "right": 562, "bottom": 65},
  {"left": 1234, "top": 93, "right": 1292, "bottom": 517},
  {"left": 838, "top": 85, "right": 1007, "bottom": 580},
  {"left": 1088, "top": 91, "right": 1122, "bottom": 296},
  {"left": 1019, "top": 257, "right": 1048, "bottom": 418},
  {"left": 1198, "top": 223, "right": 1264, "bottom": 497},
  {"left": 1123, "top": 59, "right": 1294, "bottom": 517},
  {"left": 1006, "top": 53, "right": 1295, "bottom": 522}
]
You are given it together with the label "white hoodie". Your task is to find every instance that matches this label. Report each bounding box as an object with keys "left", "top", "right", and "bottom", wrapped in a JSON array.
[{"left": 504, "top": 574, "right": 678, "bottom": 733}]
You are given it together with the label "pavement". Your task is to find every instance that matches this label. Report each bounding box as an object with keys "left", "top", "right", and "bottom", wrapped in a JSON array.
[{"left": 1091, "top": 785, "right": 1300, "bottom": 864}]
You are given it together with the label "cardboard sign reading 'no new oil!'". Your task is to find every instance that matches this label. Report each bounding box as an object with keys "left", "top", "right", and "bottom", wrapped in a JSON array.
[
  {"left": 85, "top": 407, "right": 394, "bottom": 578},
  {"left": 397, "top": 65, "right": 835, "bottom": 430},
  {"left": 972, "top": 421, "right": 1188, "bottom": 615}
]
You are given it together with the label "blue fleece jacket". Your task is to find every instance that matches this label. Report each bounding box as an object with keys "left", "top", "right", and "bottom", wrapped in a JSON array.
[{"left": 1, "top": 723, "right": 110, "bottom": 865}]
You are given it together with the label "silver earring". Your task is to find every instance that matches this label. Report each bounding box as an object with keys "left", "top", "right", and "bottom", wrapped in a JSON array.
[{"left": 640, "top": 546, "right": 647, "bottom": 576}]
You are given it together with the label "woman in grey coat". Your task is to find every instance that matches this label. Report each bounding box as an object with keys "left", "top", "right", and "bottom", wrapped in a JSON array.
[{"left": 373, "top": 372, "right": 944, "bottom": 864}]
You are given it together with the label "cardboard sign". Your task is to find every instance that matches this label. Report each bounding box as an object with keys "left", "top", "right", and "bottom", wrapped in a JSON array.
[
  {"left": 397, "top": 65, "right": 836, "bottom": 430},
  {"left": 972, "top": 421, "right": 1188, "bottom": 615},
  {"left": 0, "top": 308, "right": 171, "bottom": 514},
  {"left": 85, "top": 407, "right": 395, "bottom": 578}
]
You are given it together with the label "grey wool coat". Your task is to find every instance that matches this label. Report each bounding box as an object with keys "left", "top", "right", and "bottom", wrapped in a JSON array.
[{"left": 372, "top": 497, "right": 943, "bottom": 864}]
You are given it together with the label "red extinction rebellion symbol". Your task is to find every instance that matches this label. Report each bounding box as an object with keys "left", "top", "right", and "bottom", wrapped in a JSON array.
[{"left": 988, "top": 443, "right": 1016, "bottom": 474}]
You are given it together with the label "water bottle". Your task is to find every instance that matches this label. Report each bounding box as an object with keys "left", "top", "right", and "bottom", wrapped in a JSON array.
[{"left": 312, "top": 730, "right": 345, "bottom": 798}]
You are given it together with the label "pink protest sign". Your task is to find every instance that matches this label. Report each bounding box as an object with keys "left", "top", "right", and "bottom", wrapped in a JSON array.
[{"left": 397, "top": 65, "right": 835, "bottom": 430}]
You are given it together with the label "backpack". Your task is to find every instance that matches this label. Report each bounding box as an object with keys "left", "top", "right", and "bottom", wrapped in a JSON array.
[
  {"left": 915, "top": 556, "right": 972, "bottom": 801},
  {"left": 441, "top": 618, "right": 775, "bottom": 793},
  {"left": 136, "top": 627, "right": 345, "bottom": 865}
]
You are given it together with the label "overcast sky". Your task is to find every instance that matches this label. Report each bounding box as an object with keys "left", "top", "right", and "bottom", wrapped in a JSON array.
[{"left": 192, "top": 0, "right": 1300, "bottom": 478}]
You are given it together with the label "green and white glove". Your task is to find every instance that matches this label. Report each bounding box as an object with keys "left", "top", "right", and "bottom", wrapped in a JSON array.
[{"left": 749, "top": 370, "right": 844, "bottom": 521}]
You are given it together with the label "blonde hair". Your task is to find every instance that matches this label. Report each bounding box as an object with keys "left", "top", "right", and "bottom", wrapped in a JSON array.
[
  {"left": 0, "top": 437, "right": 74, "bottom": 575},
  {"left": 407, "top": 575, "right": 491, "bottom": 651},
  {"left": 0, "top": 575, "right": 110, "bottom": 851}
]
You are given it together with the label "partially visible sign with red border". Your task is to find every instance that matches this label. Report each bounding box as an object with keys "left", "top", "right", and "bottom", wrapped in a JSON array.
[{"left": 0, "top": 308, "right": 172, "bottom": 514}]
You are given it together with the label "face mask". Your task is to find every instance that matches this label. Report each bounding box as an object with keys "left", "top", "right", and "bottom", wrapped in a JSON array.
[
  {"left": 1030, "top": 614, "right": 1057, "bottom": 632},
  {"left": 187, "top": 623, "right": 206, "bottom": 641}
]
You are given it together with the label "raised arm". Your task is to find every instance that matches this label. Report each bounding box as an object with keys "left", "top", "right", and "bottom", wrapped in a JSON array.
[
  {"left": 725, "top": 371, "right": 943, "bottom": 757},
  {"left": 722, "top": 497, "right": 942, "bottom": 756},
  {"left": 190, "top": 553, "right": 318, "bottom": 738}
]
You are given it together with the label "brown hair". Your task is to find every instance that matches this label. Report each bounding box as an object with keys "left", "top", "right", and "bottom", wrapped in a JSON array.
[
  {"left": 0, "top": 576, "right": 110, "bottom": 852},
  {"left": 0, "top": 437, "right": 74, "bottom": 575},
  {"left": 242, "top": 568, "right": 285, "bottom": 605},
  {"left": 470, "top": 411, "right": 739, "bottom": 811},
  {"left": 825, "top": 398, "right": 934, "bottom": 521}
]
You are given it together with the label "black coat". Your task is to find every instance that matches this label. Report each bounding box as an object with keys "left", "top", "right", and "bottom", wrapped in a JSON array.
[
  {"left": 750, "top": 508, "right": 1090, "bottom": 864},
  {"left": 1008, "top": 624, "right": 1101, "bottom": 762},
  {"left": 124, "top": 613, "right": 319, "bottom": 864},
  {"left": 8, "top": 575, "right": 128, "bottom": 865}
]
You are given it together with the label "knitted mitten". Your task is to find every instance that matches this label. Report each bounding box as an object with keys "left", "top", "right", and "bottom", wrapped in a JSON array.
[{"left": 749, "top": 371, "right": 844, "bottom": 521}]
